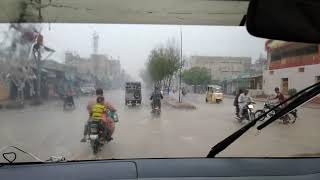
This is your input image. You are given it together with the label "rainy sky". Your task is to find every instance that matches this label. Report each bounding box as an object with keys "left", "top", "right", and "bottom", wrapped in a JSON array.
[{"left": 1, "top": 24, "right": 266, "bottom": 79}]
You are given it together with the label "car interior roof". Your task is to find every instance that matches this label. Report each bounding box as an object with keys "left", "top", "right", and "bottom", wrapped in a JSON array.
[{"left": 0, "top": 0, "right": 249, "bottom": 25}]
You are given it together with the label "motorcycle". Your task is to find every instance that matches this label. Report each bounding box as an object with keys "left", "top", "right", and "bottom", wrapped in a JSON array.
[
  {"left": 254, "top": 101, "right": 297, "bottom": 124},
  {"left": 88, "top": 121, "right": 106, "bottom": 154},
  {"left": 151, "top": 100, "right": 161, "bottom": 115},
  {"left": 88, "top": 111, "right": 119, "bottom": 154},
  {"left": 150, "top": 91, "right": 162, "bottom": 115},
  {"left": 63, "top": 95, "right": 75, "bottom": 110},
  {"left": 237, "top": 102, "right": 256, "bottom": 122}
]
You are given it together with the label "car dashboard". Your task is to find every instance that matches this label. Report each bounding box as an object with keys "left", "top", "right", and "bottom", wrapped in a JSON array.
[{"left": 1, "top": 158, "right": 320, "bottom": 180}]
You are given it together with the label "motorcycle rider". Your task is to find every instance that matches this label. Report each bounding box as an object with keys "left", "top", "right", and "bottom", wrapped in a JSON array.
[
  {"left": 150, "top": 86, "right": 163, "bottom": 110},
  {"left": 64, "top": 87, "right": 75, "bottom": 107},
  {"left": 238, "top": 89, "right": 252, "bottom": 119},
  {"left": 273, "top": 87, "right": 286, "bottom": 104},
  {"left": 81, "top": 88, "right": 116, "bottom": 142},
  {"left": 272, "top": 87, "right": 289, "bottom": 124},
  {"left": 89, "top": 96, "right": 108, "bottom": 142},
  {"left": 233, "top": 89, "right": 243, "bottom": 118}
]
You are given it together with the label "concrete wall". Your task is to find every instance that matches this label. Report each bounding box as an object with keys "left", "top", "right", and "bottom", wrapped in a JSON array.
[
  {"left": 0, "top": 80, "right": 9, "bottom": 101},
  {"left": 189, "top": 56, "right": 251, "bottom": 81},
  {"left": 263, "top": 64, "right": 320, "bottom": 95},
  {"left": 248, "top": 89, "right": 264, "bottom": 97}
]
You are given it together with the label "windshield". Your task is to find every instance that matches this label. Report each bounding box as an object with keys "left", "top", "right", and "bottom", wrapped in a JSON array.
[
  {"left": 0, "top": 23, "right": 320, "bottom": 163},
  {"left": 213, "top": 88, "right": 221, "bottom": 93}
]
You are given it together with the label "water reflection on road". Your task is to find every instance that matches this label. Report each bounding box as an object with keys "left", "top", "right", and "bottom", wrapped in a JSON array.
[{"left": 0, "top": 89, "right": 320, "bottom": 162}]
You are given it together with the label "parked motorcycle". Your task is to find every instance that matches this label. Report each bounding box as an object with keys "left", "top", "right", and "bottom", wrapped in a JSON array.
[
  {"left": 237, "top": 102, "right": 256, "bottom": 123},
  {"left": 254, "top": 101, "right": 297, "bottom": 124}
]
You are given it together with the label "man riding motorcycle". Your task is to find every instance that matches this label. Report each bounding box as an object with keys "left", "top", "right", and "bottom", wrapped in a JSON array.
[
  {"left": 150, "top": 87, "right": 163, "bottom": 110},
  {"left": 64, "top": 88, "right": 75, "bottom": 108},
  {"left": 234, "top": 89, "right": 243, "bottom": 118},
  {"left": 81, "top": 88, "right": 117, "bottom": 142},
  {"left": 271, "top": 87, "right": 289, "bottom": 124},
  {"left": 238, "top": 89, "right": 252, "bottom": 119}
]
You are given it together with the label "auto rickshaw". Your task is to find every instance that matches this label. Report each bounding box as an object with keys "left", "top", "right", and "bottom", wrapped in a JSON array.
[{"left": 205, "top": 85, "right": 223, "bottom": 103}]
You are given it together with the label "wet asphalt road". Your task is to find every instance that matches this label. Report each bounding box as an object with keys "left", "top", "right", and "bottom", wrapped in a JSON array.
[{"left": 1, "top": 90, "right": 320, "bottom": 162}]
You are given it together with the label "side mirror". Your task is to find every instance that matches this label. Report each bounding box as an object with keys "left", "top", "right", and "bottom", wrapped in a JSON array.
[{"left": 246, "top": 0, "right": 320, "bottom": 43}]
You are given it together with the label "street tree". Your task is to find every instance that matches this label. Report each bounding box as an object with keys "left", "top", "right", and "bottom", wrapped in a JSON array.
[
  {"left": 182, "top": 67, "right": 211, "bottom": 85},
  {"left": 145, "top": 38, "right": 181, "bottom": 87}
]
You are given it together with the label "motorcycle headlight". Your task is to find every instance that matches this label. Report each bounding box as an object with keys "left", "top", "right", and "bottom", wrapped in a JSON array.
[{"left": 248, "top": 104, "right": 254, "bottom": 109}]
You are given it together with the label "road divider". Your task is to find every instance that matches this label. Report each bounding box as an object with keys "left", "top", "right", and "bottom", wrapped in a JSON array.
[{"left": 163, "top": 96, "right": 196, "bottom": 110}]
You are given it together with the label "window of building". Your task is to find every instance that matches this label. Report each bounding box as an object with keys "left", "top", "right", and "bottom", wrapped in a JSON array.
[
  {"left": 269, "top": 71, "right": 274, "bottom": 75},
  {"left": 316, "top": 76, "right": 320, "bottom": 83},
  {"left": 298, "top": 67, "right": 305, "bottom": 72}
]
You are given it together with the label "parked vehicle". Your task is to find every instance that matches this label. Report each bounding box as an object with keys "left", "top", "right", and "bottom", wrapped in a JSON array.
[
  {"left": 80, "top": 84, "right": 95, "bottom": 96},
  {"left": 254, "top": 101, "right": 297, "bottom": 124},
  {"left": 125, "top": 82, "right": 142, "bottom": 106},
  {"left": 205, "top": 85, "right": 223, "bottom": 103}
]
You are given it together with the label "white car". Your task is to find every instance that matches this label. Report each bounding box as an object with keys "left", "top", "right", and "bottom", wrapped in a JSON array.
[{"left": 80, "top": 86, "right": 95, "bottom": 95}]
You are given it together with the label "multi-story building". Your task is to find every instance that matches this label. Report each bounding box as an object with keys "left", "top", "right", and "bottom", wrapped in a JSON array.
[
  {"left": 65, "top": 52, "right": 93, "bottom": 74},
  {"left": 65, "top": 52, "right": 123, "bottom": 89},
  {"left": 263, "top": 40, "right": 320, "bottom": 96},
  {"left": 90, "top": 54, "right": 111, "bottom": 80},
  {"left": 65, "top": 52, "right": 114, "bottom": 79},
  {"left": 109, "top": 60, "right": 120, "bottom": 79},
  {"left": 189, "top": 56, "right": 251, "bottom": 82}
]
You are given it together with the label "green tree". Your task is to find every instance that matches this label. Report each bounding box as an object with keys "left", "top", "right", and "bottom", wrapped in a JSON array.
[
  {"left": 182, "top": 67, "right": 211, "bottom": 85},
  {"left": 145, "top": 39, "right": 181, "bottom": 86}
]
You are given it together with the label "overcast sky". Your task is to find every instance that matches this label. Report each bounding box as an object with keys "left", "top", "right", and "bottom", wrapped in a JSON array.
[{"left": 1, "top": 24, "right": 266, "bottom": 79}]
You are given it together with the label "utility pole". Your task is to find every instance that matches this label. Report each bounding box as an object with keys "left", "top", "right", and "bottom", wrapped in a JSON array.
[
  {"left": 36, "top": 48, "right": 41, "bottom": 100},
  {"left": 179, "top": 26, "right": 183, "bottom": 103},
  {"left": 32, "top": 41, "right": 42, "bottom": 104},
  {"left": 32, "top": 33, "right": 54, "bottom": 104},
  {"left": 93, "top": 32, "right": 99, "bottom": 54}
]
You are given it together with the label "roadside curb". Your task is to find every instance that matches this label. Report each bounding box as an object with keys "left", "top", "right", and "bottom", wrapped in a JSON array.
[
  {"left": 163, "top": 97, "right": 196, "bottom": 110},
  {"left": 0, "top": 102, "right": 24, "bottom": 110}
]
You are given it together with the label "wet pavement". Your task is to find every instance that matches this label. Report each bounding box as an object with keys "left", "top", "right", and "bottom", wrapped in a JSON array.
[{"left": 1, "top": 90, "right": 320, "bottom": 162}]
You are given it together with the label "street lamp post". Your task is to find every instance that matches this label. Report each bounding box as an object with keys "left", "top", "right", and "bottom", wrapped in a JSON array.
[
  {"left": 179, "top": 27, "right": 183, "bottom": 103},
  {"left": 36, "top": 48, "right": 41, "bottom": 99}
]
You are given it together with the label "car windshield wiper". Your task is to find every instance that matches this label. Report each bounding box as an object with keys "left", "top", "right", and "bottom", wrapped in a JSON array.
[
  {"left": 0, "top": 145, "right": 66, "bottom": 167},
  {"left": 207, "top": 81, "right": 320, "bottom": 158}
]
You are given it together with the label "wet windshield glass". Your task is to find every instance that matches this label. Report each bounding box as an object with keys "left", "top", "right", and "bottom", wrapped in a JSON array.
[
  {"left": 0, "top": 23, "right": 320, "bottom": 162},
  {"left": 214, "top": 88, "right": 221, "bottom": 93}
]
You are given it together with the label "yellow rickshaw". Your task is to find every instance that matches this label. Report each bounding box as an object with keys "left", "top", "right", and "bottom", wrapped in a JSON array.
[{"left": 205, "top": 85, "right": 223, "bottom": 103}]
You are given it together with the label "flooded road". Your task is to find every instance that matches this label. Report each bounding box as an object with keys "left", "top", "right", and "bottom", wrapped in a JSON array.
[{"left": 1, "top": 90, "right": 320, "bottom": 162}]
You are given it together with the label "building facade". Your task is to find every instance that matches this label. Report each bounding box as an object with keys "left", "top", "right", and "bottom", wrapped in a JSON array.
[
  {"left": 263, "top": 40, "right": 320, "bottom": 95},
  {"left": 65, "top": 52, "right": 123, "bottom": 89},
  {"left": 189, "top": 56, "right": 251, "bottom": 82}
]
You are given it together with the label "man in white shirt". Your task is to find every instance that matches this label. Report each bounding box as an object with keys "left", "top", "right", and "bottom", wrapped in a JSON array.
[{"left": 238, "top": 89, "right": 251, "bottom": 118}]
